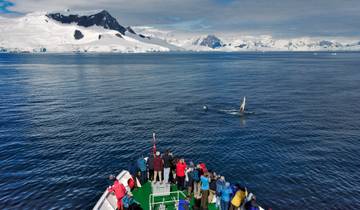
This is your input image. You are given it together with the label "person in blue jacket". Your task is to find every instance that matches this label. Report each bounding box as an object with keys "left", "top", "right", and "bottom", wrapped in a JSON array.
[
  {"left": 216, "top": 176, "right": 226, "bottom": 195},
  {"left": 136, "top": 157, "right": 147, "bottom": 184},
  {"left": 220, "top": 182, "right": 233, "bottom": 210},
  {"left": 216, "top": 176, "right": 226, "bottom": 208},
  {"left": 200, "top": 172, "right": 210, "bottom": 210}
]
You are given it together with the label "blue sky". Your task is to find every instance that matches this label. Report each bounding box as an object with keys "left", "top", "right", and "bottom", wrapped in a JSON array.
[{"left": 2, "top": 0, "right": 360, "bottom": 38}]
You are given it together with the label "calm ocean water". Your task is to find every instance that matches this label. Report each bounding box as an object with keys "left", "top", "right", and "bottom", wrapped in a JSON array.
[{"left": 0, "top": 52, "right": 360, "bottom": 210}]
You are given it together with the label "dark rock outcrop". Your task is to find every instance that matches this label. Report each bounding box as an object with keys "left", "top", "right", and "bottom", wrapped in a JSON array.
[
  {"left": 126, "top": 26, "right": 136, "bottom": 34},
  {"left": 47, "top": 10, "right": 127, "bottom": 35},
  {"left": 74, "top": 30, "right": 84, "bottom": 40},
  {"left": 254, "top": 41, "right": 267, "bottom": 48},
  {"left": 196, "top": 35, "right": 223, "bottom": 49},
  {"left": 237, "top": 44, "right": 247, "bottom": 48},
  {"left": 319, "top": 40, "right": 333, "bottom": 47},
  {"left": 139, "top": 34, "right": 151, "bottom": 39}
]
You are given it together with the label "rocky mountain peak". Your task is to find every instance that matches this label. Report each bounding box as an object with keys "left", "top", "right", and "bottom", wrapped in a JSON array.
[
  {"left": 195, "top": 35, "right": 223, "bottom": 49},
  {"left": 46, "top": 10, "right": 127, "bottom": 35}
]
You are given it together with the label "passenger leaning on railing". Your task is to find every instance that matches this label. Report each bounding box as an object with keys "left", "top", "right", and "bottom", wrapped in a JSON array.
[
  {"left": 185, "top": 161, "right": 195, "bottom": 196},
  {"left": 176, "top": 158, "right": 187, "bottom": 190},
  {"left": 229, "top": 184, "right": 247, "bottom": 210},
  {"left": 200, "top": 172, "right": 210, "bottom": 209},
  {"left": 244, "top": 193, "right": 260, "bottom": 210},
  {"left": 193, "top": 164, "right": 202, "bottom": 197},
  {"left": 107, "top": 175, "right": 127, "bottom": 210},
  {"left": 171, "top": 156, "right": 178, "bottom": 183},
  {"left": 208, "top": 172, "right": 218, "bottom": 203},
  {"left": 162, "top": 149, "right": 173, "bottom": 184},
  {"left": 147, "top": 152, "right": 155, "bottom": 181},
  {"left": 136, "top": 157, "right": 147, "bottom": 184},
  {"left": 153, "top": 151, "right": 164, "bottom": 183},
  {"left": 220, "top": 182, "right": 233, "bottom": 210},
  {"left": 216, "top": 176, "right": 226, "bottom": 206}
]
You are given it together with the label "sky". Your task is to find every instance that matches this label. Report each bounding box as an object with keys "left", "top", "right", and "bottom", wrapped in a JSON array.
[{"left": 1, "top": 0, "right": 360, "bottom": 38}]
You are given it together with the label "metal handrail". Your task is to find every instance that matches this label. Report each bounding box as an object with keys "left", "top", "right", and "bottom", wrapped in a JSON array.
[{"left": 149, "top": 191, "right": 187, "bottom": 210}]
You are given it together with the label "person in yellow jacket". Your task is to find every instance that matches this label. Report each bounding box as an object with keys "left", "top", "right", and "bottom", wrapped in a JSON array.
[{"left": 229, "top": 186, "right": 247, "bottom": 210}]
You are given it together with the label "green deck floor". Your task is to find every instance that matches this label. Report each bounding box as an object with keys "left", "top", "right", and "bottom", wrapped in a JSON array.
[{"left": 132, "top": 182, "right": 218, "bottom": 210}]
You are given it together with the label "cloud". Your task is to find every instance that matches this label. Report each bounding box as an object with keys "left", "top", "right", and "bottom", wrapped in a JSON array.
[{"left": 5, "top": 0, "right": 360, "bottom": 38}]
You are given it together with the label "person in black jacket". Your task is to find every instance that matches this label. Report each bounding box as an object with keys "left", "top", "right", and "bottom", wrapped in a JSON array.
[
  {"left": 244, "top": 194, "right": 260, "bottom": 210},
  {"left": 162, "top": 149, "right": 173, "bottom": 183},
  {"left": 147, "top": 153, "right": 154, "bottom": 181},
  {"left": 170, "top": 155, "right": 178, "bottom": 184},
  {"left": 193, "top": 164, "right": 201, "bottom": 197},
  {"left": 208, "top": 172, "right": 218, "bottom": 204},
  {"left": 186, "top": 161, "right": 195, "bottom": 195}
]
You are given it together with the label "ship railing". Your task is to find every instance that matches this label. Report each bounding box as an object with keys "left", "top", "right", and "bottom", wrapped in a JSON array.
[{"left": 149, "top": 191, "right": 187, "bottom": 210}]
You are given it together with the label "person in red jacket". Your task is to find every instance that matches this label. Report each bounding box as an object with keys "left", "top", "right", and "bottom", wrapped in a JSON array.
[
  {"left": 108, "top": 175, "right": 127, "bottom": 210},
  {"left": 176, "top": 158, "right": 187, "bottom": 190},
  {"left": 199, "top": 162, "right": 208, "bottom": 174},
  {"left": 153, "top": 151, "right": 164, "bottom": 183}
]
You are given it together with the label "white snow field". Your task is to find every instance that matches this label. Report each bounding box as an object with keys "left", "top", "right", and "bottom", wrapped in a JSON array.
[
  {"left": 0, "top": 12, "right": 170, "bottom": 53},
  {"left": 0, "top": 10, "right": 359, "bottom": 53}
]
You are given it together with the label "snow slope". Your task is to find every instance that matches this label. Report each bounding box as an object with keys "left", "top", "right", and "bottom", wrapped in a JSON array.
[
  {"left": 124, "top": 27, "right": 183, "bottom": 51},
  {"left": 132, "top": 27, "right": 360, "bottom": 52},
  {"left": 0, "top": 11, "right": 170, "bottom": 53},
  {"left": 0, "top": 10, "right": 359, "bottom": 53}
]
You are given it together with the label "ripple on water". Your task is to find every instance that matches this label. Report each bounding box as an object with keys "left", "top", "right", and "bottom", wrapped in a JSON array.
[{"left": 1, "top": 53, "right": 360, "bottom": 209}]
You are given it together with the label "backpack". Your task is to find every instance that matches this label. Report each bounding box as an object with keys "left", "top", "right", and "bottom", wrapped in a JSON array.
[{"left": 192, "top": 169, "right": 200, "bottom": 182}]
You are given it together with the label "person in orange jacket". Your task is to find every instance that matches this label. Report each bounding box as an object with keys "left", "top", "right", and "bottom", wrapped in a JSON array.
[{"left": 108, "top": 175, "right": 127, "bottom": 210}]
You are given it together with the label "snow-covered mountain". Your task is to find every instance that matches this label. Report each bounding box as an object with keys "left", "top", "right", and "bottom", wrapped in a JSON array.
[
  {"left": 132, "top": 27, "right": 360, "bottom": 52},
  {"left": 1, "top": 10, "right": 360, "bottom": 53},
  {"left": 0, "top": 10, "right": 179, "bottom": 53},
  {"left": 207, "top": 36, "right": 360, "bottom": 51},
  {"left": 221, "top": 36, "right": 360, "bottom": 51},
  {"left": 193, "top": 35, "right": 224, "bottom": 49}
]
